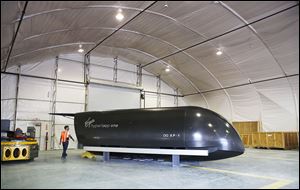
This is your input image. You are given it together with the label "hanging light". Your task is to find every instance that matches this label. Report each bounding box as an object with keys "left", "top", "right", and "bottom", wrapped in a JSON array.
[
  {"left": 216, "top": 48, "right": 223, "bottom": 55},
  {"left": 164, "top": 1, "right": 168, "bottom": 7},
  {"left": 78, "top": 44, "right": 84, "bottom": 53},
  {"left": 116, "top": 9, "right": 124, "bottom": 21},
  {"left": 165, "top": 65, "right": 170, "bottom": 72}
]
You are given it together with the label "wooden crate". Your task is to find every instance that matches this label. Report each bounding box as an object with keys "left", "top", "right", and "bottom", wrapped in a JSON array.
[
  {"left": 251, "top": 133, "right": 260, "bottom": 147},
  {"left": 251, "top": 132, "right": 299, "bottom": 149},
  {"left": 232, "top": 121, "right": 260, "bottom": 134},
  {"left": 240, "top": 134, "right": 253, "bottom": 147},
  {"left": 283, "top": 132, "right": 299, "bottom": 149}
]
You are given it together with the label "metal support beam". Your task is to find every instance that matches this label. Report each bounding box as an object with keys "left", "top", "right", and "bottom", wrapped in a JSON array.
[
  {"left": 1, "top": 71, "right": 85, "bottom": 85},
  {"left": 84, "top": 54, "right": 91, "bottom": 112},
  {"left": 113, "top": 56, "right": 118, "bottom": 82},
  {"left": 143, "top": 91, "right": 146, "bottom": 108},
  {"left": 1, "top": 97, "right": 84, "bottom": 104},
  {"left": 143, "top": 90, "right": 183, "bottom": 97},
  {"left": 3, "top": 1, "right": 28, "bottom": 72},
  {"left": 57, "top": 57, "right": 154, "bottom": 77},
  {"left": 174, "top": 88, "right": 179, "bottom": 107},
  {"left": 2, "top": 71, "right": 182, "bottom": 96},
  {"left": 137, "top": 64, "right": 144, "bottom": 107},
  {"left": 13, "top": 65, "right": 21, "bottom": 130},
  {"left": 157, "top": 75, "right": 161, "bottom": 108},
  {"left": 136, "top": 64, "right": 142, "bottom": 87},
  {"left": 50, "top": 56, "right": 59, "bottom": 150}
]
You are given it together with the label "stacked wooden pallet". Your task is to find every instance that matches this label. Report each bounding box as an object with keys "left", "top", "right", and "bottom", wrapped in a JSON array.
[
  {"left": 232, "top": 121, "right": 260, "bottom": 134},
  {"left": 232, "top": 121, "right": 259, "bottom": 148},
  {"left": 232, "top": 121, "right": 299, "bottom": 149}
]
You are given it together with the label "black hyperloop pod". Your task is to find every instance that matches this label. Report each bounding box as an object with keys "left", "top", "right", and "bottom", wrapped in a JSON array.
[{"left": 52, "top": 106, "right": 245, "bottom": 161}]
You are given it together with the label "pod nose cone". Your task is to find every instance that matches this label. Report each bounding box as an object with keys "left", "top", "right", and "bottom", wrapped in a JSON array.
[
  {"left": 216, "top": 122, "right": 245, "bottom": 154},
  {"left": 217, "top": 134, "right": 244, "bottom": 153}
]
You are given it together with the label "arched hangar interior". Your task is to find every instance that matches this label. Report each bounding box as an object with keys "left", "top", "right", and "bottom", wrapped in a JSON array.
[{"left": 1, "top": 1, "right": 299, "bottom": 149}]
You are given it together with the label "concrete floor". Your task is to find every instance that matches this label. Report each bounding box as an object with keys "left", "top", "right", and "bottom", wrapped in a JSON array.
[{"left": 1, "top": 148, "right": 299, "bottom": 189}]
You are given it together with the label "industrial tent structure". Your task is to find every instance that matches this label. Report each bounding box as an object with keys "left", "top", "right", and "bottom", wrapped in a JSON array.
[
  {"left": 2, "top": 1, "right": 298, "bottom": 148},
  {"left": 1, "top": 1, "right": 299, "bottom": 189}
]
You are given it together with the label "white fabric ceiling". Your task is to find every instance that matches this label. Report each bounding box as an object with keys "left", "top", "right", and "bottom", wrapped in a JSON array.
[{"left": 1, "top": 1, "right": 299, "bottom": 131}]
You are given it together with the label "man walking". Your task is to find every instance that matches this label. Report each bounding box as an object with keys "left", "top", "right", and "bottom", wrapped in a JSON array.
[{"left": 59, "top": 125, "right": 75, "bottom": 159}]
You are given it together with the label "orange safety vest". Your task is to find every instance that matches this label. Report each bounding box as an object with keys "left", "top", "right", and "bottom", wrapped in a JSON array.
[{"left": 61, "top": 131, "right": 69, "bottom": 143}]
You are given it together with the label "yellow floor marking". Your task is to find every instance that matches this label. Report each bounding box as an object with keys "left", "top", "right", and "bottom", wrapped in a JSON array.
[
  {"left": 188, "top": 166, "right": 294, "bottom": 189},
  {"left": 259, "top": 180, "right": 293, "bottom": 189},
  {"left": 189, "top": 166, "right": 281, "bottom": 180},
  {"left": 240, "top": 155, "right": 299, "bottom": 162}
]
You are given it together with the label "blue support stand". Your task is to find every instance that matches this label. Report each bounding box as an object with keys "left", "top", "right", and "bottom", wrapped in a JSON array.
[
  {"left": 103, "top": 152, "right": 110, "bottom": 161},
  {"left": 172, "top": 155, "right": 180, "bottom": 167}
]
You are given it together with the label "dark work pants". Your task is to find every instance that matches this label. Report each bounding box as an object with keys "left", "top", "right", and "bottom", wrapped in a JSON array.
[{"left": 62, "top": 141, "right": 69, "bottom": 158}]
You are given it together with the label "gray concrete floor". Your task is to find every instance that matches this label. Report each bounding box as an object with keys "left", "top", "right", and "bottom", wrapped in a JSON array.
[{"left": 1, "top": 148, "right": 299, "bottom": 189}]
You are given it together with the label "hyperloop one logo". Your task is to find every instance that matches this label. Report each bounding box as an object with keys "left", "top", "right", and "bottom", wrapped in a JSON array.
[
  {"left": 85, "top": 117, "right": 95, "bottom": 128},
  {"left": 84, "top": 117, "right": 119, "bottom": 128}
]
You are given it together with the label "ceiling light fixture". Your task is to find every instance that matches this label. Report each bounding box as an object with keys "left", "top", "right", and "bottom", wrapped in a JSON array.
[
  {"left": 164, "top": 1, "right": 168, "bottom": 7},
  {"left": 116, "top": 9, "right": 124, "bottom": 21},
  {"left": 216, "top": 48, "right": 223, "bottom": 55},
  {"left": 78, "top": 44, "right": 84, "bottom": 53},
  {"left": 165, "top": 65, "right": 170, "bottom": 72}
]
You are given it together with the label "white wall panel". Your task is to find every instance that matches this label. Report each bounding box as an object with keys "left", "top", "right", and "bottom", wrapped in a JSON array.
[
  {"left": 55, "top": 102, "right": 84, "bottom": 124},
  {"left": 118, "top": 70, "right": 136, "bottom": 85},
  {"left": 227, "top": 86, "right": 261, "bottom": 121},
  {"left": 143, "top": 75, "right": 157, "bottom": 92},
  {"left": 90, "top": 56, "right": 114, "bottom": 67},
  {"left": 204, "top": 91, "right": 232, "bottom": 121},
  {"left": 57, "top": 59, "right": 83, "bottom": 82},
  {"left": 59, "top": 53, "right": 84, "bottom": 62},
  {"left": 6, "top": 66, "right": 19, "bottom": 73},
  {"left": 1, "top": 74, "right": 17, "bottom": 99},
  {"left": 183, "top": 94, "right": 208, "bottom": 108},
  {"left": 17, "top": 100, "right": 50, "bottom": 120},
  {"left": 90, "top": 64, "right": 113, "bottom": 81},
  {"left": 88, "top": 84, "right": 140, "bottom": 111},
  {"left": 118, "top": 59, "right": 136, "bottom": 71},
  {"left": 56, "top": 82, "right": 85, "bottom": 103},
  {"left": 21, "top": 58, "right": 55, "bottom": 78},
  {"left": 145, "top": 93, "right": 157, "bottom": 108},
  {"left": 1, "top": 100, "right": 15, "bottom": 120},
  {"left": 178, "top": 98, "right": 187, "bottom": 106},
  {"left": 161, "top": 95, "right": 176, "bottom": 107},
  {"left": 161, "top": 81, "right": 175, "bottom": 94},
  {"left": 287, "top": 76, "right": 299, "bottom": 131},
  {"left": 19, "top": 77, "right": 52, "bottom": 100},
  {"left": 255, "top": 78, "right": 298, "bottom": 131}
]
